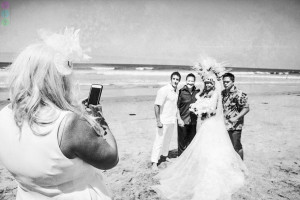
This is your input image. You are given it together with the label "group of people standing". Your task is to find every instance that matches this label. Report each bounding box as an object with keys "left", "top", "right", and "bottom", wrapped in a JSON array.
[
  {"left": 0, "top": 27, "right": 249, "bottom": 200},
  {"left": 151, "top": 62, "right": 250, "bottom": 199},
  {"left": 151, "top": 70, "right": 249, "bottom": 169}
]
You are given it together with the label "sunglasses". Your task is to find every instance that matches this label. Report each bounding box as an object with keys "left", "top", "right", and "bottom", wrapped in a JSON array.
[{"left": 67, "top": 61, "right": 73, "bottom": 69}]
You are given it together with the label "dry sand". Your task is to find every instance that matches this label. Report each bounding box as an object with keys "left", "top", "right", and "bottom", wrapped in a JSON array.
[{"left": 0, "top": 83, "right": 300, "bottom": 200}]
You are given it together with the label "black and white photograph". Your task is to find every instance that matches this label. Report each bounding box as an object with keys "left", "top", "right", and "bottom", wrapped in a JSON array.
[{"left": 0, "top": 0, "right": 299, "bottom": 199}]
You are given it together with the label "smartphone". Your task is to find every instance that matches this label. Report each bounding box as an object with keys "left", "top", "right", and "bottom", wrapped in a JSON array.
[{"left": 87, "top": 84, "right": 103, "bottom": 105}]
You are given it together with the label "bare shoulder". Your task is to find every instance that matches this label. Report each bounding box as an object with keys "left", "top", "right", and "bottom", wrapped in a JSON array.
[
  {"left": 65, "top": 113, "right": 93, "bottom": 133},
  {"left": 60, "top": 112, "right": 98, "bottom": 159},
  {"left": 60, "top": 112, "right": 118, "bottom": 170}
]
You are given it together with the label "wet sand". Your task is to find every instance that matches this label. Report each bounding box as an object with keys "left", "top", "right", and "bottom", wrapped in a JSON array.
[{"left": 0, "top": 72, "right": 300, "bottom": 200}]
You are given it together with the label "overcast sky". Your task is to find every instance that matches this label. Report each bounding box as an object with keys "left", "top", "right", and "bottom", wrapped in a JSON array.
[{"left": 0, "top": 0, "right": 300, "bottom": 69}]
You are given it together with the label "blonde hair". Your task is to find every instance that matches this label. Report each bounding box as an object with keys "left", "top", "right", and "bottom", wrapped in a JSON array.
[{"left": 9, "top": 43, "right": 99, "bottom": 135}]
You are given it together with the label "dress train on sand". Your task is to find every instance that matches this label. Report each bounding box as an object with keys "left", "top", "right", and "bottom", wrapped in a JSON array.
[{"left": 153, "top": 85, "right": 248, "bottom": 200}]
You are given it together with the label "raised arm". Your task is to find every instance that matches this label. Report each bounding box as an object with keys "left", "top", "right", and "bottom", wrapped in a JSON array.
[{"left": 59, "top": 112, "right": 119, "bottom": 170}]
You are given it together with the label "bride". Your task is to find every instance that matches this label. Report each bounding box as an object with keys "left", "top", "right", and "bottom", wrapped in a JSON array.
[{"left": 152, "top": 58, "right": 248, "bottom": 200}]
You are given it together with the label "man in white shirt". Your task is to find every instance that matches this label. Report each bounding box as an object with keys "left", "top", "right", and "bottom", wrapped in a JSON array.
[{"left": 151, "top": 72, "right": 184, "bottom": 170}]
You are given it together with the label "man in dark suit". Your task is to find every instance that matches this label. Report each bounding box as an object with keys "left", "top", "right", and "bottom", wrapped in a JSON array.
[{"left": 177, "top": 73, "right": 200, "bottom": 156}]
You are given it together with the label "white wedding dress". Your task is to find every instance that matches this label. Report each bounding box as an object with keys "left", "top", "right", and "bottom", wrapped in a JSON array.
[{"left": 153, "top": 81, "right": 248, "bottom": 200}]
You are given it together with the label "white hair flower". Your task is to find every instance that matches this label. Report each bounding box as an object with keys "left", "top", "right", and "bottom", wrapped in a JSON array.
[
  {"left": 193, "top": 57, "right": 230, "bottom": 81},
  {"left": 38, "top": 27, "right": 91, "bottom": 75}
]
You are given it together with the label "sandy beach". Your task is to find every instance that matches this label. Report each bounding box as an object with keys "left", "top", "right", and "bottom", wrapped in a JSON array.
[
  {"left": 1, "top": 0, "right": 300, "bottom": 198},
  {"left": 0, "top": 69, "right": 300, "bottom": 200}
]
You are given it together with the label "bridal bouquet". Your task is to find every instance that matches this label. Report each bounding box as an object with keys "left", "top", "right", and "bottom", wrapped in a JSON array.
[{"left": 189, "top": 99, "right": 215, "bottom": 119}]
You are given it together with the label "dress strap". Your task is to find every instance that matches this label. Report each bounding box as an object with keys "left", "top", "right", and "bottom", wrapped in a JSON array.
[{"left": 57, "top": 112, "right": 72, "bottom": 147}]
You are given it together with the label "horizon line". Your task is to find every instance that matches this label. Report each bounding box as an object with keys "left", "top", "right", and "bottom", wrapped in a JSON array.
[{"left": 0, "top": 61, "right": 300, "bottom": 72}]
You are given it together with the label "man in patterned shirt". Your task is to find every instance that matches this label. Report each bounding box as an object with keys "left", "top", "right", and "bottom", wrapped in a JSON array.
[{"left": 222, "top": 73, "right": 250, "bottom": 160}]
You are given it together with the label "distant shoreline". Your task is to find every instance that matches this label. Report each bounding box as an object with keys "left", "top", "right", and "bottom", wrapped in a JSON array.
[{"left": 1, "top": 62, "right": 300, "bottom": 74}]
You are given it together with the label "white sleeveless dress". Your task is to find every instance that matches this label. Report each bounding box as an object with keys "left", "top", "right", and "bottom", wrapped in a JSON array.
[
  {"left": 0, "top": 105, "right": 111, "bottom": 200},
  {"left": 153, "top": 82, "right": 248, "bottom": 200}
]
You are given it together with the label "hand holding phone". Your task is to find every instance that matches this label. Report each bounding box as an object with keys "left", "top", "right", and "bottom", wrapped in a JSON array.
[{"left": 87, "top": 84, "right": 103, "bottom": 105}]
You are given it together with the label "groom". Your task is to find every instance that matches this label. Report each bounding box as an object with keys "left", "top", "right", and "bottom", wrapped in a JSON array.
[
  {"left": 222, "top": 73, "right": 250, "bottom": 160},
  {"left": 177, "top": 73, "right": 200, "bottom": 156}
]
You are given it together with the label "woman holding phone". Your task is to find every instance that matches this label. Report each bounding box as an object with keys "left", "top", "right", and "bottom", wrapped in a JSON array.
[{"left": 0, "top": 28, "right": 118, "bottom": 200}]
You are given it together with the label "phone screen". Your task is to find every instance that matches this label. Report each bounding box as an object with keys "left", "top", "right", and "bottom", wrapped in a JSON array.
[{"left": 88, "top": 84, "right": 103, "bottom": 105}]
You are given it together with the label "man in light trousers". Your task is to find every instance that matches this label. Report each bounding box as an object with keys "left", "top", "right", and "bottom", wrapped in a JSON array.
[{"left": 151, "top": 72, "right": 184, "bottom": 170}]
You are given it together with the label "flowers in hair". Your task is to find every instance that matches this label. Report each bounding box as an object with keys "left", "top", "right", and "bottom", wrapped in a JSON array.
[
  {"left": 38, "top": 27, "right": 91, "bottom": 75},
  {"left": 193, "top": 57, "right": 228, "bottom": 81}
]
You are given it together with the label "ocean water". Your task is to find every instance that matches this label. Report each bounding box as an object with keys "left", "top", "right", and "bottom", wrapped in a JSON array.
[
  {"left": 1, "top": 65, "right": 300, "bottom": 100},
  {"left": 72, "top": 69, "right": 300, "bottom": 88}
]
